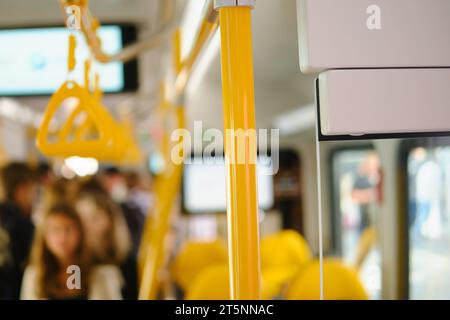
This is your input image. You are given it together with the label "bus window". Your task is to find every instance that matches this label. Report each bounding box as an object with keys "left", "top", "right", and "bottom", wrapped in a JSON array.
[
  {"left": 331, "top": 148, "right": 382, "bottom": 299},
  {"left": 407, "top": 145, "right": 450, "bottom": 299}
]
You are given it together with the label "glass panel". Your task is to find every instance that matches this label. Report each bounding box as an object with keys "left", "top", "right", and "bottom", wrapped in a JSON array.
[
  {"left": 332, "top": 149, "right": 382, "bottom": 299},
  {"left": 408, "top": 146, "right": 450, "bottom": 299}
]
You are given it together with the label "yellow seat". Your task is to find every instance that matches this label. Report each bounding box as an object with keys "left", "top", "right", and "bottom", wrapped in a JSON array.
[
  {"left": 185, "top": 265, "right": 230, "bottom": 300},
  {"left": 171, "top": 241, "right": 228, "bottom": 291},
  {"left": 184, "top": 264, "right": 276, "bottom": 300},
  {"left": 183, "top": 231, "right": 313, "bottom": 300},
  {"left": 260, "top": 230, "right": 312, "bottom": 298},
  {"left": 285, "top": 258, "right": 369, "bottom": 300}
]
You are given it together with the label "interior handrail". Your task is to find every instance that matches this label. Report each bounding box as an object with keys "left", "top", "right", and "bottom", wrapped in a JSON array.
[{"left": 59, "top": 0, "right": 177, "bottom": 63}]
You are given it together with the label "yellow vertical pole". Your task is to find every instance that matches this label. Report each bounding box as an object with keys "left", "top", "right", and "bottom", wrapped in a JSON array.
[
  {"left": 138, "top": 30, "right": 184, "bottom": 300},
  {"left": 84, "top": 59, "right": 91, "bottom": 90},
  {"left": 138, "top": 83, "right": 165, "bottom": 281},
  {"left": 216, "top": 1, "right": 261, "bottom": 300},
  {"left": 138, "top": 105, "right": 185, "bottom": 300}
]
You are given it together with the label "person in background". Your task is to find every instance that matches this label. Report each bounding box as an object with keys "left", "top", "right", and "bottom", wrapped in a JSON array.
[
  {"left": 36, "top": 162, "right": 55, "bottom": 191},
  {"left": 101, "top": 167, "right": 145, "bottom": 258},
  {"left": 101, "top": 167, "right": 129, "bottom": 204},
  {"left": 0, "top": 162, "right": 37, "bottom": 300},
  {"left": 351, "top": 153, "right": 381, "bottom": 233},
  {"left": 45, "top": 178, "right": 80, "bottom": 208},
  {"left": 32, "top": 177, "right": 82, "bottom": 229},
  {"left": 75, "top": 180, "right": 138, "bottom": 300},
  {"left": 21, "top": 204, "right": 123, "bottom": 300},
  {"left": 351, "top": 153, "right": 382, "bottom": 269},
  {"left": 414, "top": 154, "right": 442, "bottom": 239},
  {"left": 32, "top": 164, "right": 58, "bottom": 227},
  {"left": 125, "top": 171, "right": 153, "bottom": 217},
  {"left": 408, "top": 148, "right": 428, "bottom": 229}
]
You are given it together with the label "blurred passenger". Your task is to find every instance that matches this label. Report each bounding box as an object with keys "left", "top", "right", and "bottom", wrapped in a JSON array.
[
  {"left": 351, "top": 153, "right": 381, "bottom": 269},
  {"left": 408, "top": 148, "right": 427, "bottom": 228},
  {"left": 33, "top": 177, "right": 80, "bottom": 227},
  {"left": 102, "top": 167, "right": 128, "bottom": 203},
  {"left": 33, "top": 163, "right": 54, "bottom": 222},
  {"left": 21, "top": 204, "right": 123, "bottom": 300},
  {"left": 75, "top": 180, "right": 138, "bottom": 299},
  {"left": 47, "top": 178, "right": 79, "bottom": 206},
  {"left": 36, "top": 162, "right": 55, "bottom": 190},
  {"left": 101, "top": 167, "right": 145, "bottom": 257},
  {"left": 351, "top": 153, "right": 381, "bottom": 233},
  {"left": 0, "top": 162, "right": 37, "bottom": 299},
  {"left": 125, "top": 171, "right": 153, "bottom": 217},
  {"left": 414, "top": 156, "right": 442, "bottom": 239}
]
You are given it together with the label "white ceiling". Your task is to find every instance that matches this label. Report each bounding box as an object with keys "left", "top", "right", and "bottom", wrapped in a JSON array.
[
  {"left": 0, "top": 0, "right": 316, "bottom": 133},
  {"left": 186, "top": 0, "right": 316, "bottom": 131},
  {"left": 0, "top": 0, "right": 162, "bottom": 27}
]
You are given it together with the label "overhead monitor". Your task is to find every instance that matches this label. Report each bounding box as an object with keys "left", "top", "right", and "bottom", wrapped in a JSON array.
[
  {"left": 0, "top": 25, "right": 137, "bottom": 96},
  {"left": 183, "top": 156, "right": 275, "bottom": 213}
]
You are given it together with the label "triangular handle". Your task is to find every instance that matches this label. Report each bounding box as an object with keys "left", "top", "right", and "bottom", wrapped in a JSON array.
[{"left": 36, "top": 81, "right": 116, "bottom": 158}]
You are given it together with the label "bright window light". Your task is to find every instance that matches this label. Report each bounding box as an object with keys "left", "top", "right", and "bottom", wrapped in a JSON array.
[
  {"left": 64, "top": 156, "right": 99, "bottom": 177},
  {"left": 187, "top": 29, "right": 221, "bottom": 97},
  {"left": 0, "top": 98, "right": 39, "bottom": 126},
  {"left": 61, "top": 163, "right": 76, "bottom": 180},
  {"left": 181, "top": 0, "right": 207, "bottom": 59}
]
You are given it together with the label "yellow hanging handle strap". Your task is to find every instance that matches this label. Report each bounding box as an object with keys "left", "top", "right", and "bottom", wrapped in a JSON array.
[
  {"left": 84, "top": 59, "right": 91, "bottom": 90},
  {"left": 42, "top": 33, "right": 79, "bottom": 143},
  {"left": 37, "top": 34, "right": 115, "bottom": 158},
  {"left": 37, "top": 31, "right": 142, "bottom": 163},
  {"left": 68, "top": 34, "right": 76, "bottom": 72},
  {"left": 58, "top": 57, "right": 91, "bottom": 139},
  {"left": 94, "top": 73, "right": 102, "bottom": 101}
]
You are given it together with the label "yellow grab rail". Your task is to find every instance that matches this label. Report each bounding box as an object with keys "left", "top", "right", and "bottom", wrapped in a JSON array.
[
  {"left": 137, "top": 82, "right": 167, "bottom": 281},
  {"left": 138, "top": 106, "right": 185, "bottom": 300},
  {"left": 137, "top": 1, "right": 249, "bottom": 299},
  {"left": 217, "top": 4, "right": 261, "bottom": 300},
  {"left": 138, "top": 32, "right": 185, "bottom": 300}
]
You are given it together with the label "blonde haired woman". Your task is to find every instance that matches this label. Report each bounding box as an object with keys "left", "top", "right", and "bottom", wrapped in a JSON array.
[
  {"left": 21, "top": 204, "right": 123, "bottom": 300},
  {"left": 75, "top": 180, "right": 137, "bottom": 299}
]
